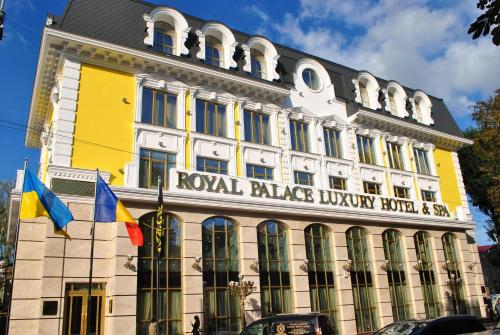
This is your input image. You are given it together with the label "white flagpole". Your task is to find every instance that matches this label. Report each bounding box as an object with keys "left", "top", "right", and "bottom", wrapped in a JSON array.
[
  {"left": 86, "top": 169, "right": 99, "bottom": 335},
  {"left": 5, "top": 158, "right": 28, "bottom": 334}
]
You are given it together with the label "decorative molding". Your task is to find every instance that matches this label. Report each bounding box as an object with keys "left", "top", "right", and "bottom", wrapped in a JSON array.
[{"left": 47, "top": 165, "right": 111, "bottom": 184}]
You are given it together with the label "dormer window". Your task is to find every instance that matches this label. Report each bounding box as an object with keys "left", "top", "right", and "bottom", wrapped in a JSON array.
[
  {"left": 205, "top": 35, "right": 224, "bottom": 67},
  {"left": 388, "top": 90, "right": 397, "bottom": 113},
  {"left": 359, "top": 82, "right": 369, "bottom": 107},
  {"left": 302, "top": 68, "right": 320, "bottom": 91},
  {"left": 143, "top": 7, "right": 190, "bottom": 56},
  {"left": 153, "top": 22, "right": 175, "bottom": 55},
  {"left": 250, "top": 49, "right": 266, "bottom": 79},
  {"left": 415, "top": 99, "right": 423, "bottom": 123}
]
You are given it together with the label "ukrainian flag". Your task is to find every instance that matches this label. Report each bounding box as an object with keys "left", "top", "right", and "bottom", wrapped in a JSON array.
[
  {"left": 20, "top": 169, "right": 74, "bottom": 238},
  {"left": 94, "top": 174, "right": 143, "bottom": 246}
]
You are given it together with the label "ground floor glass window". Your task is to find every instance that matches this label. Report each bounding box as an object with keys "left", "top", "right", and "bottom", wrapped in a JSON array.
[
  {"left": 382, "top": 229, "right": 412, "bottom": 321},
  {"left": 414, "top": 231, "right": 441, "bottom": 318},
  {"left": 258, "top": 221, "right": 293, "bottom": 316},
  {"left": 202, "top": 217, "right": 241, "bottom": 334},
  {"left": 305, "top": 224, "right": 338, "bottom": 334},
  {"left": 346, "top": 227, "right": 378, "bottom": 333},
  {"left": 137, "top": 212, "right": 182, "bottom": 335}
]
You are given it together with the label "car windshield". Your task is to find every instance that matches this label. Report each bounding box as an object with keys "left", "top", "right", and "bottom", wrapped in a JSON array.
[{"left": 374, "top": 321, "right": 427, "bottom": 335}]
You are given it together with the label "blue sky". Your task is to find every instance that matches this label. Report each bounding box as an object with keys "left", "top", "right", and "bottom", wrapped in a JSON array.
[{"left": 0, "top": 0, "right": 497, "bottom": 244}]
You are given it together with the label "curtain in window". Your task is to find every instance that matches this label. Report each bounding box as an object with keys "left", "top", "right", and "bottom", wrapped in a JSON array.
[
  {"left": 136, "top": 212, "right": 182, "bottom": 335},
  {"left": 346, "top": 227, "right": 378, "bottom": 333},
  {"left": 258, "top": 221, "right": 293, "bottom": 316},
  {"left": 202, "top": 217, "right": 241, "bottom": 334}
]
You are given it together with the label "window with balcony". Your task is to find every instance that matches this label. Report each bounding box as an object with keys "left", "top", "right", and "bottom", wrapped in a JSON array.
[
  {"left": 363, "top": 181, "right": 381, "bottom": 195},
  {"left": 196, "top": 157, "right": 228, "bottom": 175},
  {"left": 244, "top": 110, "right": 270, "bottom": 145},
  {"left": 357, "top": 135, "right": 377, "bottom": 165},
  {"left": 386, "top": 142, "right": 404, "bottom": 170},
  {"left": 413, "top": 148, "right": 431, "bottom": 175},
  {"left": 290, "top": 120, "right": 309, "bottom": 152},
  {"left": 142, "top": 88, "right": 177, "bottom": 128},
  {"left": 393, "top": 186, "right": 410, "bottom": 199},
  {"left": 329, "top": 177, "right": 347, "bottom": 191},
  {"left": 139, "top": 149, "right": 176, "bottom": 189},
  {"left": 294, "top": 171, "right": 314, "bottom": 186},
  {"left": 153, "top": 22, "right": 175, "bottom": 55},
  {"left": 246, "top": 164, "right": 273, "bottom": 180},
  {"left": 421, "top": 190, "right": 436, "bottom": 202},
  {"left": 323, "top": 128, "right": 342, "bottom": 159},
  {"left": 196, "top": 99, "right": 226, "bottom": 137},
  {"left": 205, "top": 35, "right": 224, "bottom": 67}
]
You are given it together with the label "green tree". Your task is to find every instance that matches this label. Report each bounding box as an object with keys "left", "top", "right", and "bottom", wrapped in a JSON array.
[
  {"left": 459, "top": 89, "right": 500, "bottom": 243},
  {"left": 468, "top": 0, "right": 500, "bottom": 46},
  {"left": 0, "top": 179, "right": 14, "bottom": 307}
]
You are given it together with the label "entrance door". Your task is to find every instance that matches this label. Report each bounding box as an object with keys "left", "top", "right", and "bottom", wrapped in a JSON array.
[{"left": 63, "top": 283, "right": 106, "bottom": 335}]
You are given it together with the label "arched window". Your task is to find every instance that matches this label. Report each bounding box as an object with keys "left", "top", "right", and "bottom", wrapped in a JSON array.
[
  {"left": 414, "top": 231, "right": 441, "bottom": 318},
  {"left": 346, "top": 227, "right": 378, "bottom": 333},
  {"left": 250, "top": 49, "right": 266, "bottom": 79},
  {"left": 202, "top": 217, "right": 241, "bottom": 334},
  {"left": 137, "top": 212, "right": 182, "bottom": 335},
  {"left": 388, "top": 90, "right": 397, "bottom": 114},
  {"left": 257, "top": 221, "right": 293, "bottom": 316},
  {"left": 442, "top": 233, "right": 467, "bottom": 314},
  {"left": 153, "top": 22, "right": 175, "bottom": 55},
  {"left": 205, "top": 35, "right": 224, "bottom": 67},
  {"left": 359, "top": 82, "right": 369, "bottom": 107},
  {"left": 382, "top": 230, "right": 412, "bottom": 321},
  {"left": 305, "top": 224, "right": 338, "bottom": 333}
]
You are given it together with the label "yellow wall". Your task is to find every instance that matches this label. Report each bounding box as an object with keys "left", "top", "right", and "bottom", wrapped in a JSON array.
[
  {"left": 72, "top": 64, "right": 135, "bottom": 186},
  {"left": 434, "top": 147, "right": 462, "bottom": 213}
]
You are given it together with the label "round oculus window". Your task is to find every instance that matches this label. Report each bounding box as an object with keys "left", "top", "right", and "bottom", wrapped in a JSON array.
[{"left": 302, "top": 68, "right": 320, "bottom": 90}]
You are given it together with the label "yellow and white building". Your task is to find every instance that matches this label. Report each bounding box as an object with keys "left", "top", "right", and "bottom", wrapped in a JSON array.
[{"left": 7, "top": 0, "right": 486, "bottom": 334}]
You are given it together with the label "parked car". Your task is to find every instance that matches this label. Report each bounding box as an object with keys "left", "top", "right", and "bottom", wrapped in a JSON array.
[
  {"left": 240, "top": 313, "right": 336, "bottom": 335},
  {"left": 465, "top": 321, "right": 500, "bottom": 334},
  {"left": 373, "top": 315, "right": 486, "bottom": 335}
]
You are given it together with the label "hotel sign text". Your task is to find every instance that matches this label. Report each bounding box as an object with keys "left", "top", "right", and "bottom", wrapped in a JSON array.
[{"left": 176, "top": 171, "right": 450, "bottom": 218}]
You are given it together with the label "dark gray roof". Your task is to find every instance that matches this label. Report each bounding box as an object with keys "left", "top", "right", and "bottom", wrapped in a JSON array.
[{"left": 53, "top": 0, "right": 464, "bottom": 138}]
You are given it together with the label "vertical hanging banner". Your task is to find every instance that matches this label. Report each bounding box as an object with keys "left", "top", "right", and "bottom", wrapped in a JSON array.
[{"left": 155, "top": 178, "right": 164, "bottom": 254}]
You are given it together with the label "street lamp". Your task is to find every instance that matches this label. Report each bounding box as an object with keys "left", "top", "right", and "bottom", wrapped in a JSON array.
[{"left": 228, "top": 274, "right": 256, "bottom": 329}]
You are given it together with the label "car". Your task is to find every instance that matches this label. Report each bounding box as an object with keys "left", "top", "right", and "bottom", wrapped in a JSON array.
[
  {"left": 240, "top": 313, "right": 336, "bottom": 335},
  {"left": 373, "top": 315, "right": 486, "bottom": 335}
]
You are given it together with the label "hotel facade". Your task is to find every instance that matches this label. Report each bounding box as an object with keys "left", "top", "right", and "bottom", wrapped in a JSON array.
[{"left": 7, "top": 0, "right": 486, "bottom": 334}]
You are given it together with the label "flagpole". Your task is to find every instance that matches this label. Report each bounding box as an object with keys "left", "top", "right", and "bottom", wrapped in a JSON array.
[
  {"left": 5, "top": 159, "right": 28, "bottom": 335},
  {"left": 87, "top": 169, "right": 99, "bottom": 335}
]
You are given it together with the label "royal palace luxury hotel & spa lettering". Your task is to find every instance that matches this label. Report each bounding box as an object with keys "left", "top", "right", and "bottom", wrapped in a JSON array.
[{"left": 175, "top": 171, "right": 451, "bottom": 218}]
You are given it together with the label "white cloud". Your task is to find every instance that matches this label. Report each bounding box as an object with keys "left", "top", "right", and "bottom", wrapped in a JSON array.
[{"left": 253, "top": 0, "right": 500, "bottom": 124}]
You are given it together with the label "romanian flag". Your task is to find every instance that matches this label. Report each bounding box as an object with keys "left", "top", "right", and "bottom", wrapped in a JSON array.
[
  {"left": 20, "top": 169, "right": 73, "bottom": 239},
  {"left": 94, "top": 174, "right": 143, "bottom": 246}
]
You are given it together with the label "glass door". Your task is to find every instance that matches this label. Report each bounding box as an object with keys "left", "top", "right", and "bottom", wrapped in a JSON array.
[{"left": 63, "top": 283, "right": 106, "bottom": 335}]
